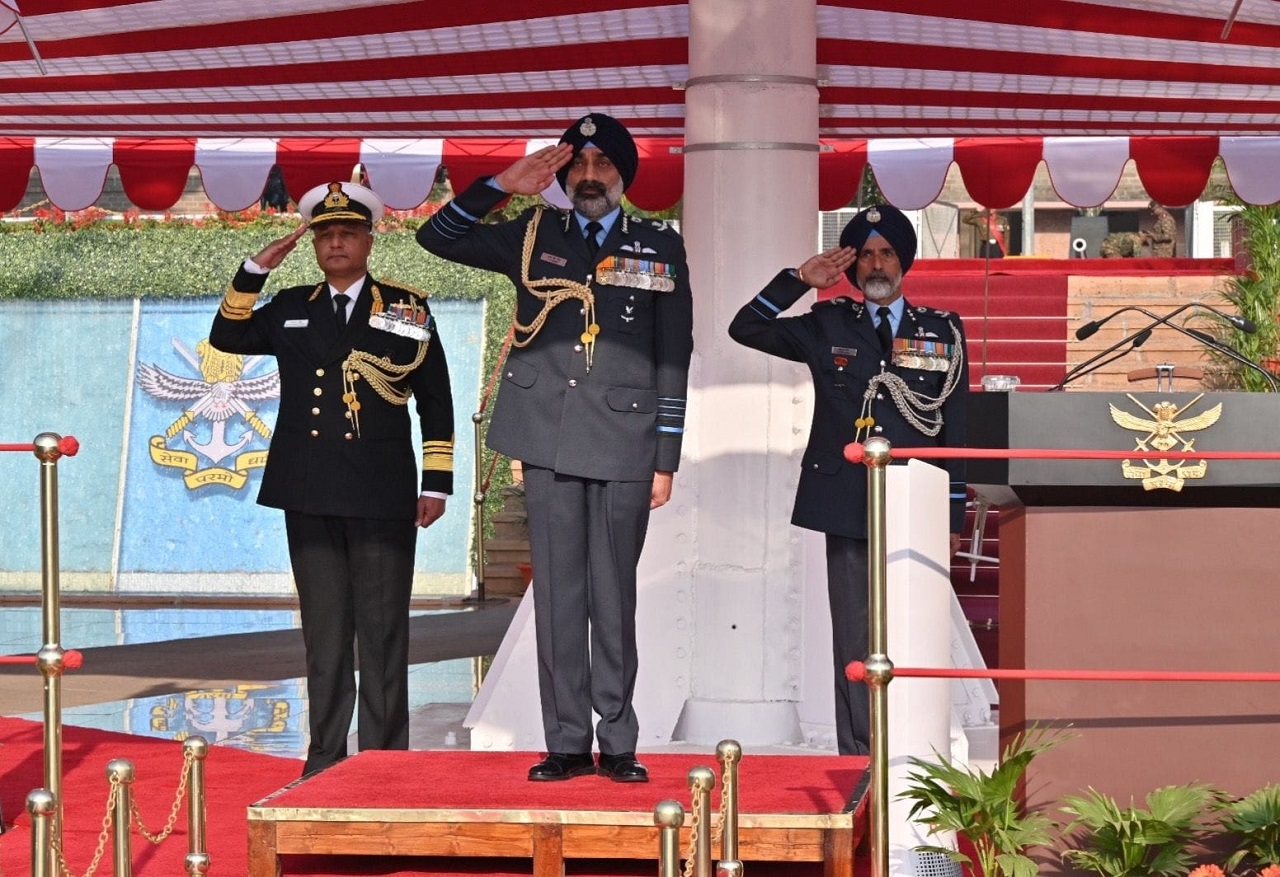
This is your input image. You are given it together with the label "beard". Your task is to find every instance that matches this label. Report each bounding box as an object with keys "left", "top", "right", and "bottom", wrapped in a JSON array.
[
  {"left": 572, "top": 177, "right": 624, "bottom": 220},
  {"left": 861, "top": 273, "right": 900, "bottom": 302}
]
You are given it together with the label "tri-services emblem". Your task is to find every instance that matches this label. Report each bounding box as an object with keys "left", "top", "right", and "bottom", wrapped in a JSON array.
[
  {"left": 1109, "top": 393, "right": 1222, "bottom": 491},
  {"left": 137, "top": 337, "right": 280, "bottom": 490}
]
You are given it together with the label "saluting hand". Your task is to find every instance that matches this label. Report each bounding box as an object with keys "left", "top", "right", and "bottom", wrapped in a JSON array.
[
  {"left": 494, "top": 143, "right": 574, "bottom": 195},
  {"left": 252, "top": 224, "right": 309, "bottom": 271},
  {"left": 796, "top": 246, "right": 856, "bottom": 289}
]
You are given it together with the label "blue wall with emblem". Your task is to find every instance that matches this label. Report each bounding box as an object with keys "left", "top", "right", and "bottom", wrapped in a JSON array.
[{"left": 0, "top": 297, "right": 483, "bottom": 596}]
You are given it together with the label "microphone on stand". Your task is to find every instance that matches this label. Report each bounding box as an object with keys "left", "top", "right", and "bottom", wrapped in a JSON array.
[
  {"left": 1047, "top": 326, "right": 1153, "bottom": 391},
  {"left": 1074, "top": 302, "right": 1255, "bottom": 341},
  {"left": 1051, "top": 303, "right": 1260, "bottom": 392}
]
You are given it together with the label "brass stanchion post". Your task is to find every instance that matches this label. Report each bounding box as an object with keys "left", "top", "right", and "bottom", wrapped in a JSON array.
[
  {"left": 863, "top": 436, "right": 894, "bottom": 877},
  {"left": 688, "top": 766, "right": 715, "bottom": 877},
  {"left": 715, "top": 739, "right": 741, "bottom": 867},
  {"left": 654, "top": 800, "right": 684, "bottom": 877},
  {"left": 28, "top": 789, "right": 56, "bottom": 877},
  {"left": 33, "top": 432, "right": 67, "bottom": 841},
  {"left": 471, "top": 411, "right": 487, "bottom": 602},
  {"left": 184, "top": 737, "right": 210, "bottom": 876},
  {"left": 109, "top": 758, "right": 134, "bottom": 877}
]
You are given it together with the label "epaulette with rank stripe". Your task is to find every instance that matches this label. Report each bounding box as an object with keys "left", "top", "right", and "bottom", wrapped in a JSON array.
[{"left": 812, "top": 296, "right": 864, "bottom": 315}]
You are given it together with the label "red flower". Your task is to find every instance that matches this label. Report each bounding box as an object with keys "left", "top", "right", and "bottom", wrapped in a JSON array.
[{"left": 1188, "top": 865, "right": 1225, "bottom": 877}]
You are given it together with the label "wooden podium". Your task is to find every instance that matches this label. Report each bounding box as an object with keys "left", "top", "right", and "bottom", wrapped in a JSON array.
[{"left": 968, "top": 391, "right": 1280, "bottom": 807}]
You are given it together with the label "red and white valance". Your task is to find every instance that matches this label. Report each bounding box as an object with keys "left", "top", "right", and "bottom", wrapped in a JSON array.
[{"left": 7, "top": 134, "right": 1280, "bottom": 214}]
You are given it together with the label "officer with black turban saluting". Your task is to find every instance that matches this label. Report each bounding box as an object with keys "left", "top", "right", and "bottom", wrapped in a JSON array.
[
  {"left": 728, "top": 204, "right": 969, "bottom": 755},
  {"left": 418, "top": 113, "right": 694, "bottom": 782}
]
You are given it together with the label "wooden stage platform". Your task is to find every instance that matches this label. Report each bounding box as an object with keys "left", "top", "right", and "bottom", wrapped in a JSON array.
[{"left": 247, "top": 750, "right": 869, "bottom": 877}]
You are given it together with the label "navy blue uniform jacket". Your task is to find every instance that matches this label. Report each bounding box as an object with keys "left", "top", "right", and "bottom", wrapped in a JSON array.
[
  {"left": 210, "top": 267, "right": 454, "bottom": 520},
  {"left": 729, "top": 270, "right": 968, "bottom": 539}
]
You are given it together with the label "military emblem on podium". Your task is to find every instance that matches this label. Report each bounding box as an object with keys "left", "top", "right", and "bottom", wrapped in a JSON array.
[
  {"left": 1109, "top": 393, "right": 1222, "bottom": 491},
  {"left": 137, "top": 337, "right": 280, "bottom": 490}
]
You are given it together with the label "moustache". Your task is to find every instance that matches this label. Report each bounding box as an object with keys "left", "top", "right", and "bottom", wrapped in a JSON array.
[{"left": 574, "top": 181, "right": 607, "bottom": 197}]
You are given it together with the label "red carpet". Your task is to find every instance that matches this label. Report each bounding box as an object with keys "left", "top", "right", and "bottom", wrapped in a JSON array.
[
  {"left": 2, "top": 719, "right": 867, "bottom": 876},
  {"left": 0, "top": 716, "right": 300, "bottom": 875},
  {"left": 269, "top": 749, "right": 865, "bottom": 814}
]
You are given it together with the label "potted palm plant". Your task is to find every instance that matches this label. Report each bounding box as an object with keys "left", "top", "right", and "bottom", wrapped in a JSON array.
[
  {"left": 1199, "top": 197, "right": 1280, "bottom": 392},
  {"left": 1058, "top": 782, "right": 1221, "bottom": 877},
  {"left": 1219, "top": 782, "right": 1280, "bottom": 875},
  {"left": 899, "top": 725, "right": 1071, "bottom": 877}
]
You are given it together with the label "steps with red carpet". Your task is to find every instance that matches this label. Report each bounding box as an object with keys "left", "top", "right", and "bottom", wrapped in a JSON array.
[{"left": 253, "top": 750, "right": 868, "bottom": 877}]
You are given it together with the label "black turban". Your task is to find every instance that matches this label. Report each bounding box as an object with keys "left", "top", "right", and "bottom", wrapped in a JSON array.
[
  {"left": 556, "top": 112, "right": 639, "bottom": 193},
  {"left": 838, "top": 204, "right": 917, "bottom": 288}
]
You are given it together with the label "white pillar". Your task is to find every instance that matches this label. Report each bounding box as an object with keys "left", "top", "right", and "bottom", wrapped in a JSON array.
[{"left": 669, "top": 0, "right": 821, "bottom": 745}]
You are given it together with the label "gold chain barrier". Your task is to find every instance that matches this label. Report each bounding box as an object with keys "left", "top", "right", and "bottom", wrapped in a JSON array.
[
  {"left": 655, "top": 741, "right": 743, "bottom": 877},
  {"left": 655, "top": 799, "right": 685, "bottom": 877},
  {"left": 33, "top": 433, "right": 74, "bottom": 845},
  {"left": 683, "top": 766, "right": 714, "bottom": 877},
  {"left": 26, "top": 737, "right": 208, "bottom": 877},
  {"left": 864, "top": 436, "right": 893, "bottom": 877},
  {"left": 183, "top": 738, "right": 210, "bottom": 877},
  {"left": 713, "top": 739, "right": 740, "bottom": 870}
]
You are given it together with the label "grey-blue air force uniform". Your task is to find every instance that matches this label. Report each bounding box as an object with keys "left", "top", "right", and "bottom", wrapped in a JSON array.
[
  {"left": 417, "top": 179, "right": 693, "bottom": 756},
  {"left": 729, "top": 271, "right": 968, "bottom": 754}
]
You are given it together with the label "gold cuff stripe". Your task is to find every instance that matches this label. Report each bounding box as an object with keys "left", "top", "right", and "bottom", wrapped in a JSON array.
[
  {"left": 219, "top": 288, "right": 260, "bottom": 320},
  {"left": 423, "top": 440, "right": 454, "bottom": 473}
]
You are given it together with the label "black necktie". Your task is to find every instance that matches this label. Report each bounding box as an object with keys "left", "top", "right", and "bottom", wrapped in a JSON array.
[
  {"left": 585, "top": 221, "right": 602, "bottom": 258},
  {"left": 333, "top": 293, "right": 350, "bottom": 330},
  {"left": 876, "top": 306, "right": 894, "bottom": 353}
]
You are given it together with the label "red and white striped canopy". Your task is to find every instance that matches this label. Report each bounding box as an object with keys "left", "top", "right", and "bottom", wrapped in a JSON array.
[{"left": 4, "top": 0, "right": 1280, "bottom": 210}]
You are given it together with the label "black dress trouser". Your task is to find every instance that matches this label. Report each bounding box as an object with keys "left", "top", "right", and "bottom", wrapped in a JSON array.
[
  {"left": 825, "top": 534, "right": 871, "bottom": 756},
  {"left": 285, "top": 511, "right": 417, "bottom": 776}
]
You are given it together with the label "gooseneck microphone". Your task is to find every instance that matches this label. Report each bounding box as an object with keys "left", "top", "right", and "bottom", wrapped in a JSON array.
[
  {"left": 1050, "top": 303, "right": 1262, "bottom": 392},
  {"left": 1047, "top": 327, "right": 1153, "bottom": 391},
  {"left": 1074, "top": 302, "right": 1256, "bottom": 342}
]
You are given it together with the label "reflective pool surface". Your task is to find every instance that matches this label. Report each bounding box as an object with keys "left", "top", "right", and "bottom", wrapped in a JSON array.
[{"left": 1, "top": 606, "right": 478, "bottom": 762}]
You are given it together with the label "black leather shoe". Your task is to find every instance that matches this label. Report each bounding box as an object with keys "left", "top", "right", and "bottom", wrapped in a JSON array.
[
  {"left": 597, "top": 752, "right": 649, "bottom": 783},
  {"left": 528, "top": 752, "right": 595, "bottom": 782}
]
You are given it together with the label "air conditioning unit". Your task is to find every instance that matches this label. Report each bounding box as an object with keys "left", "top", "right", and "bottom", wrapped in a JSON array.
[
  {"left": 818, "top": 206, "right": 958, "bottom": 259},
  {"left": 817, "top": 208, "right": 859, "bottom": 251}
]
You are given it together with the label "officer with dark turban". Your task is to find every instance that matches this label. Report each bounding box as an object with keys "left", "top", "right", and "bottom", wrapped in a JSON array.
[
  {"left": 728, "top": 203, "right": 969, "bottom": 755},
  {"left": 418, "top": 114, "right": 693, "bottom": 782}
]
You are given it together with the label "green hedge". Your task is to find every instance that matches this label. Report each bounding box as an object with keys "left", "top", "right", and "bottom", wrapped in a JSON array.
[{"left": 0, "top": 220, "right": 509, "bottom": 302}]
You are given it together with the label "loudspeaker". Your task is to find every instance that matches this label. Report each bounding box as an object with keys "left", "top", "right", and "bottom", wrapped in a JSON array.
[{"left": 1069, "top": 215, "right": 1110, "bottom": 258}]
